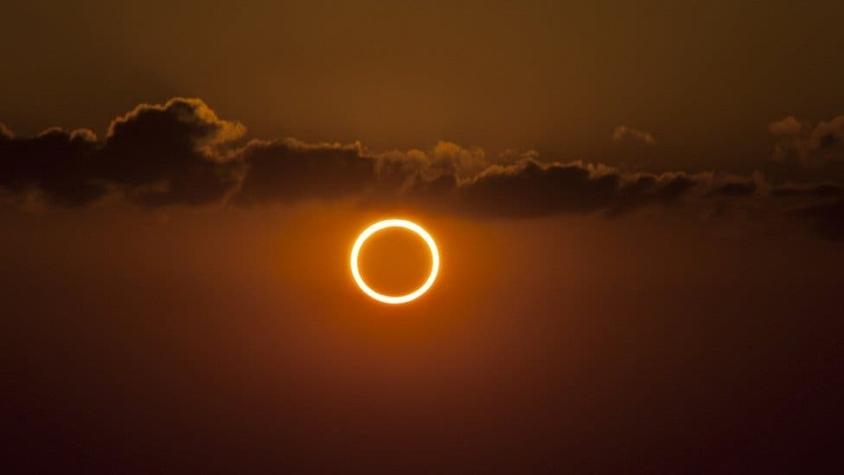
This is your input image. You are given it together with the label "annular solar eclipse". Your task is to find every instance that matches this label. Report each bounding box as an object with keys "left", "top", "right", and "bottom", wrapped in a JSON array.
[{"left": 350, "top": 219, "right": 440, "bottom": 304}]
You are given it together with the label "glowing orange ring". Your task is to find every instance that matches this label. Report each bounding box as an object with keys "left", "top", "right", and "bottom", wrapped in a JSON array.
[{"left": 350, "top": 219, "right": 440, "bottom": 304}]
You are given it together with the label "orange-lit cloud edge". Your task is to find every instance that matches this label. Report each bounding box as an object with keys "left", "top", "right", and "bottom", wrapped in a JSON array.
[{"left": 1, "top": 97, "right": 843, "bottom": 240}]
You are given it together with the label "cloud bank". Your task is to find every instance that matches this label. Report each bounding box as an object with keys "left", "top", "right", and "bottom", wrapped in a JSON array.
[{"left": 2, "top": 98, "right": 843, "bottom": 239}]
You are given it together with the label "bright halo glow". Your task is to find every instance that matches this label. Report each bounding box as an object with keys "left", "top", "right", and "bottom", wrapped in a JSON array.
[{"left": 350, "top": 219, "right": 440, "bottom": 304}]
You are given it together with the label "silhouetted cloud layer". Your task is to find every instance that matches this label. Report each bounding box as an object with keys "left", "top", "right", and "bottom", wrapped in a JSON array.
[
  {"left": 2, "top": 98, "right": 844, "bottom": 239},
  {"left": 770, "top": 115, "right": 844, "bottom": 166},
  {"left": 236, "top": 139, "right": 374, "bottom": 205},
  {"left": 0, "top": 98, "right": 244, "bottom": 206},
  {"left": 455, "top": 160, "right": 697, "bottom": 217}
]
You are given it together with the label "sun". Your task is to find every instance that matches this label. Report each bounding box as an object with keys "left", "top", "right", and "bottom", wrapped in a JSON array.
[{"left": 350, "top": 219, "right": 440, "bottom": 304}]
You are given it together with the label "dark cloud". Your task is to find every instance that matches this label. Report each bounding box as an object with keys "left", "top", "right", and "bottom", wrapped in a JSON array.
[
  {"left": 770, "top": 115, "right": 844, "bottom": 166},
  {"left": 0, "top": 126, "right": 103, "bottom": 206},
  {"left": 0, "top": 98, "right": 244, "bottom": 207},
  {"left": 3, "top": 99, "right": 844, "bottom": 240},
  {"left": 610, "top": 172, "right": 699, "bottom": 215},
  {"left": 459, "top": 160, "right": 618, "bottom": 217},
  {"left": 710, "top": 179, "right": 758, "bottom": 197},
  {"left": 453, "top": 160, "right": 704, "bottom": 218},
  {"left": 100, "top": 98, "right": 245, "bottom": 206},
  {"left": 235, "top": 139, "right": 375, "bottom": 205}
]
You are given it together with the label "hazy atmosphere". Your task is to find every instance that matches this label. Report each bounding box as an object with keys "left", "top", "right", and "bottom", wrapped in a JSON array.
[{"left": 3, "top": 1, "right": 844, "bottom": 473}]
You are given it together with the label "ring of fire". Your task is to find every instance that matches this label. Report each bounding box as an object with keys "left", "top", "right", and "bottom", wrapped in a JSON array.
[{"left": 350, "top": 219, "right": 440, "bottom": 304}]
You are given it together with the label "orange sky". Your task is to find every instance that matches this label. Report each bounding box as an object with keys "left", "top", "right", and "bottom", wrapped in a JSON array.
[
  {"left": 4, "top": 204, "right": 844, "bottom": 470},
  {"left": 4, "top": 1, "right": 844, "bottom": 472}
]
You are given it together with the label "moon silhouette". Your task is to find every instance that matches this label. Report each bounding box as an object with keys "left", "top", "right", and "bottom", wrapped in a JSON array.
[{"left": 350, "top": 219, "right": 440, "bottom": 304}]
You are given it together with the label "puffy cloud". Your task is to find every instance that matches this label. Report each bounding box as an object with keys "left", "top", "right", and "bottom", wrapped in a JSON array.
[
  {"left": 429, "top": 141, "right": 489, "bottom": 179},
  {"left": 0, "top": 122, "right": 13, "bottom": 139},
  {"left": 3, "top": 98, "right": 844, "bottom": 240},
  {"left": 0, "top": 125, "right": 103, "bottom": 206},
  {"left": 768, "top": 116, "right": 803, "bottom": 136},
  {"left": 100, "top": 98, "right": 246, "bottom": 206},
  {"left": 0, "top": 98, "right": 245, "bottom": 206},
  {"left": 373, "top": 141, "right": 490, "bottom": 187},
  {"left": 770, "top": 115, "right": 844, "bottom": 166}
]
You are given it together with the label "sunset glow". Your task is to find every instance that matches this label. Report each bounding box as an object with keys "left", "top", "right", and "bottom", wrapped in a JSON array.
[
  {"left": 350, "top": 219, "right": 440, "bottom": 304},
  {"left": 5, "top": 2, "right": 844, "bottom": 470}
]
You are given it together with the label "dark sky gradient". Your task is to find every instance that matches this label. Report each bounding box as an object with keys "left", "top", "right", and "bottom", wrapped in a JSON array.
[
  {"left": 4, "top": 208, "right": 843, "bottom": 472},
  {"left": 3, "top": 1, "right": 844, "bottom": 473},
  {"left": 3, "top": 1, "right": 844, "bottom": 168}
]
